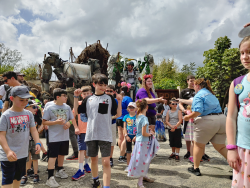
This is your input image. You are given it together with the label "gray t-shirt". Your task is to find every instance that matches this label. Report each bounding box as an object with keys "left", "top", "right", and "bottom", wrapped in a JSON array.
[
  {"left": 127, "top": 71, "right": 135, "bottom": 84},
  {"left": 43, "top": 103, "right": 74, "bottom": 143},
  {"left": 78, "top": 94, "right": 117, "bottom": 142},
  {"left": 0, "top": 109, "right": 36, "bottom": 161}
]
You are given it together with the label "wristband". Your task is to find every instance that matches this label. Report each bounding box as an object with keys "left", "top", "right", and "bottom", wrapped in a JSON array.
[
  {"left": 36, "top": 143, "right": 41, "bottom": 147},
  {"left": 125, "top": 134, "right": 128, "bottom": 137},
  {"left": 74, "top": 95, "right": 79, "bottom": 98},
  {"left": 69, "top": 120, "right": 72, "bottom": 125},
  {"left": 226, "top": 144, "right": 237, "bottom": 150}
]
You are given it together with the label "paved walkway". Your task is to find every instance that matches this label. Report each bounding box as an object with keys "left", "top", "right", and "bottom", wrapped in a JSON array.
[{"left": 0, "top": 137, "right": 232, "bottom": 188}]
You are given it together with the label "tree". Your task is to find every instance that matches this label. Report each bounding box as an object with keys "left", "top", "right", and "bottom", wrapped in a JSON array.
[
  {"left": 196, "top": 36, "right": 247, "bottom": 107},
  {"left": 176, "top": 62, "right": 196, "bottom": 89},
  {"left": 20, "top": 63, "right": 39, "bottom": 80}
]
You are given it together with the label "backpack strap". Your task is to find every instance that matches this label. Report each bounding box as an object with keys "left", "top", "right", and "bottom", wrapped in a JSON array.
[{"left": 234, "top": 75, "right": 246, "bottom": 111}]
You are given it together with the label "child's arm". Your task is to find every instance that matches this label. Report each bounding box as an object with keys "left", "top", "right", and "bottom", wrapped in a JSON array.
[
  {"left": 0, "top": 131, "right": 17, "bottom": 161},
  {"left": 115, "top": 94, "right": 122, "bottom": 117},
  {"left": 42, "top": 119, "right": 65, "bottom": 126},
  {"left": 142, "top": 125, "right": 151, "bottom": 137},
  {"left": 72, "top": 112, "right": 80, "bottom": 135},
  {"left": 30, "top": 126, "right": 41, "bottom": 154},
  {"left": 74, "top": 89, "right": 82, "bottom": 116},
  {"left": 175, "top": 110, "right": 183, "bottom": 128},
  {"left": 226, "top": 81, "right": 241, "bottom": 171}
]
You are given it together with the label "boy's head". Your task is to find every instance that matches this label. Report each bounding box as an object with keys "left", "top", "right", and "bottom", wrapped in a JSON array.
[
  {"left": 9, "top": 86, "right": 33, "bottom": 109},
  {"left": 25, "top": 100, "right": 38, "bottom": 114},
  {"left": 81, "top": 86, "right": 92, "bottom": 99},
  {"left": 53, "top": 88, "right": 68, "bottom": 102},
  {"left": 127, "top": 102, "right": 137, "bottom": 113},
  {"left": 92, "top": 73, "right": 108, "bottom": 93},
  {"left": 3, "top": 71, "right": 18, "bottom": 86},
  {"left": 187, "top": 75, "right": 195, "bottom": 89},
  {"left": 106, "top": 85, "right": 115, "bottom": 96}
]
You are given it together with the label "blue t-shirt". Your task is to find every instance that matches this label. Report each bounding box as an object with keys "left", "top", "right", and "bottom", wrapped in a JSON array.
[
  {"left": 0, "top": 100, "right": 3, "bottom": 109},
  {"left": 237, "top": 74, "right": 250, "bottom": 149},
  {"left": 136, "top": 115, "right": 149, "bottom": 142},
  {"left": 191, "top": 88, "right": 222, "bottom": 116},
  {"left": 117, "top": 96, "right": 133, "bottom": 120},
  {"left": 123, "top": 114, "right": 137, "bottom": 135},
  {"left": 112, "top": 99, "right": 118, "bottom": 124}
]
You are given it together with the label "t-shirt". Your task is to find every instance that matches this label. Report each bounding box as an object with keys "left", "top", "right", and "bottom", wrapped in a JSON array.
[
  {"left": 136, "top": 88, "right": 156, "bottom": 117},
  {"left": 112, "top": 99, "right": 118, "bottom": 124},
  {"left": 0, "top": 100, "right": 3, "bottom": 109},
  {"left": 123, "top": 114, "right": 137, "bottom": 135},
  {"left": 117, "top": 96, "right": 133, "bottom": 120},
  {"left": 163, "top": 104, "right": 170, "bottom": 116},
  {"left": 127, "top": 71, "right": 135, "bottom": 84},
  {"left": 0, "top": 85, "right": 6, "bottom": 101},
  {"left": 43, "top": 101, "right": 55, "bottom": 111},
  {"left": 73, "top": 101, "right": 87, "bottom": 134},
  {"left": 180, "top": 88, "right": 195, "bottom": 109},
  {"left": 0, "top": 109, "right": 36, "bottom": 161},
  {"left": 43, "top": 103, "right": 74, "bottom": 143},
  {"left": 136, "top": 115, "right": 149, "bottom": 142},
  {"left": 78, "top": 93, "right": 117, "bottom": 142}
]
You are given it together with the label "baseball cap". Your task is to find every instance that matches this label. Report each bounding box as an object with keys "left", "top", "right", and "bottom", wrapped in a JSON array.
[
  {"left": 128, "top": 102, "right": 136, "bottom": 108},
  {"left": 10, "top": 86, "right": 33, "bottom": 98},
  {"left": 15, "top": 72, "right": 25, "bottom": 76},
  {"left": 25, "top": 100, "right": 38, "bottom": 108}
]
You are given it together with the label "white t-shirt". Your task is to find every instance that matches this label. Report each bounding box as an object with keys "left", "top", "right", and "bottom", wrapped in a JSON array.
[{"left": 0, "top": 85, "right": 6, "bottom": 101}]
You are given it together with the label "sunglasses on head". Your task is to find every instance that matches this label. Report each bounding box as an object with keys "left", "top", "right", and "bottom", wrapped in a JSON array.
[
  {"left": 171, "top": 103, "right": 178, "bottom": 105},
  {"left": 106, "top": 90, "right": 113, "bottom": 93}
]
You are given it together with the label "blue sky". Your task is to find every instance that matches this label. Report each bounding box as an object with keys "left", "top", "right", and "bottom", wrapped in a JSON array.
[{"left": 0, "top": 0, "right": 249, "bottom": 70}]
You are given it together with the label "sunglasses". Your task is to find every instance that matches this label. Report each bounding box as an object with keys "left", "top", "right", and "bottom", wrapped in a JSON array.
[
  {"left": 3, "top": 79, "right": 8, "bottom": 83},
  {"left": 171, "top": 103, "right": 178, "bottom": 105},
  {"left": 26, "top": 106, "right": 37, "bottom": 109},
  {"left": 128, "top": 106, "right": 135, "bottom": 109},
  {"left": 106, "top": 90, "right": 113, "bottom": 93}
]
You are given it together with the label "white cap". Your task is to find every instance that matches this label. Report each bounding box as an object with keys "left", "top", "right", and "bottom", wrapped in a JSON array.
[{"left": 128, "top": 102, "right": 136, "bottom": 108}]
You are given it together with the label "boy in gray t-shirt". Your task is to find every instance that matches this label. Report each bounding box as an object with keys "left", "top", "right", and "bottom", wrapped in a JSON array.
[
  {"left": 42, "top": 88, "right": 74, "bottom": 188},
  {"left": 0, "top": 86, "right": 41, "bottom": 187},
  {"left": 75, "top": 73, "right": 122, "bottom": 188}
]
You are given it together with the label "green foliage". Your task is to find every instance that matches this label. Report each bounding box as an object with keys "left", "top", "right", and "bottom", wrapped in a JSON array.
[
  {"left": 176, "top": 62, "right": 196, "bottom": 89},
  {"left": 154, "top": 77, "right": 178, "bottom": 89},
  {"left": 20, "top": 63, "right": 39, "bottom": 80},
  {"left": 196, "top": 36, "right": 247, "bottom": 107},
  {"left": 0, "top": 65, "right": 14, "bottom": 74}
]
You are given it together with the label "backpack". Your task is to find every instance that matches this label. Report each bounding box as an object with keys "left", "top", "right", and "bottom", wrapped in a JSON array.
[{"left": 233, "top": 75, "right": 246, "bottom": 111}]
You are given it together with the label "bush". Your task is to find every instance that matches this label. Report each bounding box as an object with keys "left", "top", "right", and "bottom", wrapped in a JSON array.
[{"left": 20, "top": 63, "right": 39, "bottom": 80}]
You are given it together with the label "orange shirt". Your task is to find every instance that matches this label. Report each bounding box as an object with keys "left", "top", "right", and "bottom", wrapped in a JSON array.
[{"left": 73, "top": 101, "right": 87, "bottom": 133}]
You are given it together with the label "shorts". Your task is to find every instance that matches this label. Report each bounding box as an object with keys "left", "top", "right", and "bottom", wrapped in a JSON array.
[
  {"left": 86, "top": 140, "right": 111, "bottom": 157},
  {"left": 116, "top": 119, "right": 124, "bottom": 128},
  {"left": 168, "top": 128, "right": 182, "bottom": 148},
  {"left": 126, "top": 135, "right": 136, "bottom": 153},
  {"left": 147, "top": 116, "right": 156, "bottom": 125},
  {"left": 27, "top": 140, "right": 40, "bottom": 161},
  {"left": 78, "top": 133, "right": 87, "bottom": 151},
  {"left": 193, "top": 114, "right": 226, "bottom": 144},
  {"left": 48, "top": 141, "right": 69, "bottom": 158},
  {"left": 111, "top": 123, "right": 116, "bottom": 146},
  {"left": 1, "top": 157, "right": 27, "bottom": 185}
]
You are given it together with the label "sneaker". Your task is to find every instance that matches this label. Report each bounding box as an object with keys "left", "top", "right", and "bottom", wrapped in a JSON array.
[
  {"left": 20, "top": 176, "right": 28, "bottom": 186},
  {"left": 41, "top": 152, "right": 48, "bottom": 162},
  {"left": 110, "top": 158, "right": 114, "bottom": 167},
  {"left": 92, "top": 179, "right": 102, "bottom": 188},
  {"left": 184, "top": 151, "right": 190, "bottom": 159},
  {"left": 84, "top": 163, "right": 91, "bottom": 173},
  {"left": 188, "top": 166, "right": 201, "bottom": 176},
  {"left": 46, "top": 176, "right": 60, "bottom": 188},
  {"left": 175, "top": 155, "right": 180, "bottom": 161},
  {"left": 72, "top": 169, "right": 85, "bottom": 181},
  {"left": 202, "top": 154, "right": 210, "bottom": 161},
  {"left": 189, "top": 157, "right": 194, "bottom": 163},
  {"left": 118, "top": 156, "right": 126, "bottom": 163},
  {"left": 204, "top": 153, "right": 210, "bottom": 159},
  {"left": 66, "top": 153, "right": 78, "bottom": 160},
  {"left": 33, "top": 174, "right": 40, "bottom": 183},
  {"left": 168, "top": 153, "right": 175, "bottom": 159},
  {"left": 27, "top": 168, "right": 34, "bottom": 177},
  {"left": 55, "top": 169, "right": 68, "bottom": 179},
  {"left": 124, "top": 166, "right": 128, "bottom": 172}
]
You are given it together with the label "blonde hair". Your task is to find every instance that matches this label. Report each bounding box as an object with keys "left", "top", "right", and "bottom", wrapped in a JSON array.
[
  {"left": 239, "top": 36, "right": 250, "bottom": 48},
  {"left": 194, "top": 78, "right": 215, "bottom": 95},
  {"left": 136, "top": 99, "right": 147, "bottom": 116},
  {"left": 187, "top": 105, "right": 192, "bottom": 111},
  {"left": 142, "top": 77, "right": 153, "bottom": 98},
  {"left": 81, "top": 86, "right": 92, "bottom": 92}
]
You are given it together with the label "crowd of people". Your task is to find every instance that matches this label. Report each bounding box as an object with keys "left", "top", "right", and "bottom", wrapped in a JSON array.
[{"left": 0, "top": 34, "right": 250, "bottom": 188}]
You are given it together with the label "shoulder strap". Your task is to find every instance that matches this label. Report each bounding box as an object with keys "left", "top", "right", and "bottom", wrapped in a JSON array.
[{"left": 234, "top": 75, "right": 245, "bottom": 111}]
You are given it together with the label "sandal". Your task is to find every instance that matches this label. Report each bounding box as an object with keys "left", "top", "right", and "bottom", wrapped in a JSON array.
[{"left": 143, "top": 176, "right": 155, "bottom": 183}]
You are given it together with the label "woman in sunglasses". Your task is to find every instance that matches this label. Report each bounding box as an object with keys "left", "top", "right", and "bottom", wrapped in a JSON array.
[
  {"left": 166, "top": 98, "right": 183, "bottom": 161},
  {"left": 183, "top": 78, "right": 227, "bottom": 176}
]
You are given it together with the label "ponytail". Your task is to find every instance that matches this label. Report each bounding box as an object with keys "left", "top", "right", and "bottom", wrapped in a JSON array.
[{"left": 194, "top": 78, "right": 215, "bottom": 95}]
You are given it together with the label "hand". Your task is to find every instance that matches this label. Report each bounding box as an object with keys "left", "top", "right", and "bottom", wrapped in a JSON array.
[
  {"left": 183, "top": 115, "right": 190, "bottom": 121},
  {"left": 126, "top": 136, "right": 131, "bottom": 142},
  {"left": 74, "top": 89, "right": 82, "bottom": 96},
  {"left": 116, "top": 94, "right": 122, "bottom": 102},
  {"left": 7, "top": 150, "right": 17, "bottom": 162},
  {"left": 183, "top": 110, "right": 187, "bottom": 114},
  {"left": 244, "top": 22, "right": 250, "bottom": 27},
  {"left": 75, "top": 127, "right": 80, "bottom": 135},
  {"left": 132, "top": 136, "right": 136, "bottom": 142},
  {"left": 63, "top": 121, "right": 71, "bottom": 130},
  {"left": 227, "top": 150, "right": 241, "bottom": 172},
  {"left": 35, "top": 145, "right": 41, "bottom": 154},
  {"left": 44, "top": 125, "right": 48, "bottom": 130},
  {"left": 38, "top": 125, "right": 44, "bottom": 133},
  {"left": 170, "top": 128, "right": 175, "bottom": 132},
  {"left": 56, "top": 118, "right": 65, "bottom": 125}
]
